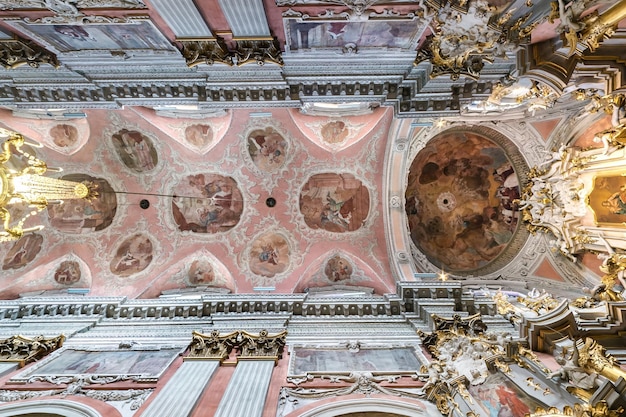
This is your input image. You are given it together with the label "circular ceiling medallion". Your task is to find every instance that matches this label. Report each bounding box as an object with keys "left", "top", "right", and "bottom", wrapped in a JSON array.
[
  {"left": 172, "top": 173, "right": 243, "bottom": 233},
  {"left": 405, "top": 126, "right": 529, "bottom": 274},
  {"left": 300, "top": 173, "right": 370, "bottom": 233}
]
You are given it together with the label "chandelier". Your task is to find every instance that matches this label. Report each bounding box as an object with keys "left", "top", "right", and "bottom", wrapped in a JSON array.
[{"left": 0, "top": 127, "right": 97, "bottom": 241}]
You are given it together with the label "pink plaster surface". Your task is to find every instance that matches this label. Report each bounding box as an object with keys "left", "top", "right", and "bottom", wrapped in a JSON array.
[
  {"left": 530, "top": 118, "right": 561, "bottom": 142},
  {"left": 532, "top": 258, "right": 565, "bottom": 282},
  {"left": 0, "top": 107, "right": 395, "bottom": 298}
]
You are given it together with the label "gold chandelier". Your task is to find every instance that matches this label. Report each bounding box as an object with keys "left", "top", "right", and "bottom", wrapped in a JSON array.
[{"left": 0, "top": 127, "right": 97, "bottom": 241}]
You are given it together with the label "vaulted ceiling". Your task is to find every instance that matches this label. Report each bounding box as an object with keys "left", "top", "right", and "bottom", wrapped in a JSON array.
[{"left": 0, "top": 0, "right": 625, "bottom": 300}]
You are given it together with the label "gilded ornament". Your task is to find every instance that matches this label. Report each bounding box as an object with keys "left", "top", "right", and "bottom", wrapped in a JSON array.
[
  {"left": 0, "top": 38, "right": 59, "bottom": 70},
  {"left": 239, "top": 329, "right": 287, "bottom": 361},
  {"left": 526, "top": 401, "right": 623, "bottom": 417},
  {"left": 0, "top": 334, "right": 65, "bottom": 367},
  {"left": 179, "top": 39, "right": 233, "bottom": 67},
  {"left": 186, "top": 330, "right": 239, "bottom": 362},
  {"left": 234, "top": 38, "right": 283, "bottom": 67}
]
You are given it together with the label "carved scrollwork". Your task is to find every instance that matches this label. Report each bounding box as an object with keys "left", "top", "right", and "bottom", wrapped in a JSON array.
[
  {"left": 233, "top": 38, "right": 283, "bottom": 67},
  {"left": 581, "top": 19, "right": 616, "bottom": 52},
  {"left": 187, "top": 329, "right": 287, "bottom": 363},
  {"left": 25, "top": 14, "right": 129, "bottom": 24},
  {"left": 415, "top": 37, "right": 492, "bottom": 81},
  {"left": 527, "top": 401, "right": 624, "bottom": 417},
  {"left": 239, "top": 329, "right": 287, "bottom": 361},
  {"left": 0, "top": 0, "right": 145, "bottom": 11},
  {"left": 0, "top": 375, "right": 151, "bottom": 410},
  {"left": 186, "top": 330, "right": 239, "bottom": 362},
  {"left": 576, "top": 337, "right": 626, "bottom": 384},
  {"left": 0, "top": 334, "right": 64, "bottom": 367},
  {"left": 283, "top": 371, "right": 424, "bottom": 399},
  {"left": 179, "top": 38, "right": 233, "bottom": 67},
  {"left": 276, "top": 0, "right": 391, "bottom": 17},
  {"left": 0, "top": 38, "right": 59, "bottom": 70},
  {"left": 511, "top": 342, "right": 550, "bottom": 374}
]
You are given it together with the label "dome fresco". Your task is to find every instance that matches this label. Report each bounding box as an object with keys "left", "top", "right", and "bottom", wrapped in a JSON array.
[{"left": 406, "top": 128, "right": 524, "bottom": 273}]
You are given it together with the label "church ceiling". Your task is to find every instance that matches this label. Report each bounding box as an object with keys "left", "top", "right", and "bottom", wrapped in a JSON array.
[
  {"left": 0, "top": 106, "right": 395, "bottom": 298},
  {"left": 0, "top": 1, "right": 625, "bottom": 299}
]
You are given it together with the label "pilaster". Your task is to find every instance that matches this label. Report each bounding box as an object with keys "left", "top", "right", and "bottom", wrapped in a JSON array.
[
  {"left": 139, "top": 360, "right": 220, "bottom": 417},
  {"left": 213, "top": 360, "right": 274, "bottom": 417}
]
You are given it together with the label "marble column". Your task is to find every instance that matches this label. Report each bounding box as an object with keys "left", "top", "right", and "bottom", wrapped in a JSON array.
[
  {"left": 213, "top": 360, "right": 275, "bottom": 417},
  {"left": 140, "top": 360, "right": 219, "bottom": 417}
]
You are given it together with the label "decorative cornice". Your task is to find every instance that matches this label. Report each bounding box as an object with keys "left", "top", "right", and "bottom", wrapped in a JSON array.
[
  {"left": 0, "top": 335, "right": 65, "bottom": 367},
  {"left": 0, "top": 37, "right": 59, "bottom": 70}
]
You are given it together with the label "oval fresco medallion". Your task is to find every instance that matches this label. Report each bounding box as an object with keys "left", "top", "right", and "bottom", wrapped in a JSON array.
[
  {"left": 249, "top": 233, "right": 290, "bottom": 278},
  {"left": 187, "top": 259, "right": 215, "bottom": 286},
  {"left": 324, "top": 255, "right": 353, "bottom": 282},
  {"left": 54, "top": 260, "right": 81, "bottom": 285},
  {"left": 111, "top": 129, "right": 158, "bottom": 173},
  {"left": 47, "top": 174, "right": 117, "bottom": 233},
  {"left": 2, "top": 233, "right": 43, "bottom": 270},
  {"left": 185, "top": 124, "right": 213, "bottom": 149},
  {"left": 246, "top": 127, "right": 288, "bottom": 172},
  {"left": 300, "top": 173, "right": 370, "bottom": 232},
  {"left": 172, "top": 174, "right": 244, "bottom": 233},
  {"left": 49, "top": 124, "right": 79, "bottom": 148},
  {"left": 405, "top": 129, "right": 522, "bottom": 273},
  {"left": 321, "top": 121, "right": 349, "bottom": 144},
  {"left": 110, "top": 233, "right": 154, "bottom": 277}
]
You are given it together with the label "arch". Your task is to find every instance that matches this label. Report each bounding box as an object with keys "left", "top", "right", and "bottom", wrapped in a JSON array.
[
  {"left": 0, "top": 399, "right": 103, "bottom": 417},
  {"left": 288, "top": 398, "right": 427, "bottom": 417}
]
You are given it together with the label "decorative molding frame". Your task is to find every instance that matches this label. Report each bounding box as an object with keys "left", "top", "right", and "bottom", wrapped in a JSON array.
[{"left": 0, "top": 399, "right": 104, "bottom": 417}]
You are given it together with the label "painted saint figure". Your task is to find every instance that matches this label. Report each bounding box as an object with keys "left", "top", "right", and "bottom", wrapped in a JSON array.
[
  {"left": 246, "top": 127, "right": 288, "bottom": 172},
  {"left": 172, "top": 174, "right": 243, "bottom": 233},
  {"left": 602, "top": 185, "right": 626, "bottom": 215},
  {"left": 112, "top": 129, "right": 158, "bottom": 173}
]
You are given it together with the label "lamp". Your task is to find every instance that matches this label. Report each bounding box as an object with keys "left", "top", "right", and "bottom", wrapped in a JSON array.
[{"left": 0, "top": 128, "right": 97, "bottom": 241}]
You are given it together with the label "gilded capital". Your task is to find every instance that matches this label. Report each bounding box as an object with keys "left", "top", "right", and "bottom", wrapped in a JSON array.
[
  {"left": 239, "top": 329, "right": 287, "bottom": 362},
  {"left": 0, "top": 334, "right": 65, "bottom": 367},
  {"left": 0, "top": 38, "right": 59, "bottom": 70},
  {"left": 186, "top": 330, "right": 239, "bottom": 362},
  {"left": 178, "top": 38, "right": 233, "bottom": 67}
]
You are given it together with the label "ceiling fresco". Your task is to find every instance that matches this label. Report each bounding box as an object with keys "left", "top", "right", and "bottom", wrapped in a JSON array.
[
  {"left": 0, "top": 106, "right": 394, "bottom": 298},
  {"left": 0, "top": 0, "right": 624, "bottom": 301},
  {"left": 405, "top": 128, "right": 525, "bottom": 273}
]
